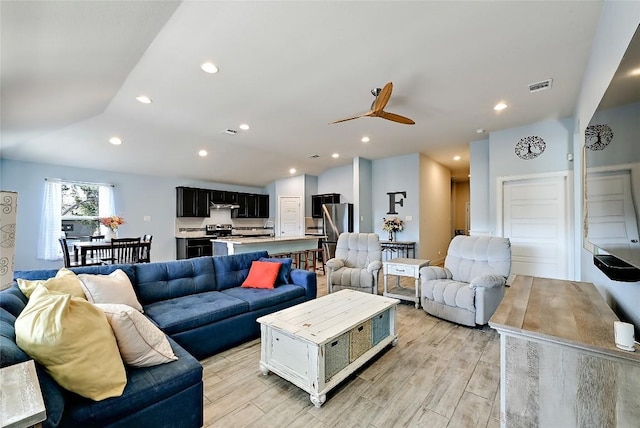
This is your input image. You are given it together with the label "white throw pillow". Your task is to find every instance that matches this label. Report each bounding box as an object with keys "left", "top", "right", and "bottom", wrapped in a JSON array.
[
  {"left": 78, "top": 269, "right": 144, "bottom": 312},
  {"left": 96, "top": 303, "right": 178, "bottom": 367}
]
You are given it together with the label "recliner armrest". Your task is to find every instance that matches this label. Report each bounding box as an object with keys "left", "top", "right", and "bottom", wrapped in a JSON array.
[
  {"left": 419, "top": 266, "right": 451, "bottom": 281},
  {"left": 469, "top": 274, "right": 506, "bottom": 289},
  {"left": 326, "top": 258, "right": 344, "bottom": 270},
  {"left": 367, "top": 260, "right": 382, "bottom": 274}
]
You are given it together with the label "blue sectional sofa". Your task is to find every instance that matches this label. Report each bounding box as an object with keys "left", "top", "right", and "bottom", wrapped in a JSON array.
[{"left": 0, "top": 251, "right": 317, "bottom": 428}]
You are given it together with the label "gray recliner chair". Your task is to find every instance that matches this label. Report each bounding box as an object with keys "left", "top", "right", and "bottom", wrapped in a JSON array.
[
  {"left": 420, "top": 235, "right": 511, "bottom": 326},
  {"left": 326, "top": 233, "right": 382, "bottom": 294}
]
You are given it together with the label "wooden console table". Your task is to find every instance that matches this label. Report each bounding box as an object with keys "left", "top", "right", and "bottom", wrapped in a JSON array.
[
  {"left": 489, "top": 275, "right": 640, "bottom": 427},
  {"left": 381, "top": 241, "right": 415, "bottom": 260}
]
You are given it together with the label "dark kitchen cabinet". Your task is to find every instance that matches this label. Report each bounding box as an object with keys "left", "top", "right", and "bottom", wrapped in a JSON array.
[
  {"left": 176, "top": 238, "right": 213, "bottom": 260},
  {"left": 176, "top": 187, "right": 210, "bottom": 217},
  {"left": 210, "top": 190, "right": 238, "bottom": 204},
  {"left": 232, "top": 193, "right": 269, "bottom": 218},
  {"left": 311, "top": 193, "right": 341, "bottom": 218}
]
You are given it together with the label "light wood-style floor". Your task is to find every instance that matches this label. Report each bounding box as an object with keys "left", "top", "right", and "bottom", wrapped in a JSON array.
[{"left": 200, "top": 273, "right": 501, "bottom": 428}]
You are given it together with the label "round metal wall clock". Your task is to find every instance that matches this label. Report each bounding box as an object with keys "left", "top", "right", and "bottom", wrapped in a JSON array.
[
  {"left": 515, "top": 136, "right": 546, "bottom": 160},
  {"left": 585, "top": 124, "right": 613, "bottom": 151}
]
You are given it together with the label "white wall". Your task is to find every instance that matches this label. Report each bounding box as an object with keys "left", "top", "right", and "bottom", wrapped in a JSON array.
[{"left": 0, "top": 158, "right": 263, "bottom": 270}]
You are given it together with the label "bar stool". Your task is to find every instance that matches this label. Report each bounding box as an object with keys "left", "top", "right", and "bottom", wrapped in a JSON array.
[{"left": 306, "top": 248, "right": 325, "bottom": 274}]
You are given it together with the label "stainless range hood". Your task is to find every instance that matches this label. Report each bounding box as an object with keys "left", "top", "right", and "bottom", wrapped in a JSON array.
[{"left": 210, "top": 203, "right": 240, "bottom": 210}]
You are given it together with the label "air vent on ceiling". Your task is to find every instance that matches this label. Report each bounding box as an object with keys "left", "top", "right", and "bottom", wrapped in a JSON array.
[
  {"left": 222, "top": 129, "right": 237, "bottom": 135},
  {"left": 308, "top": 154, "right": 320, "bottom": 159},
  {"left": 529, "top": 79, "right": 553, "bottom": 93}
]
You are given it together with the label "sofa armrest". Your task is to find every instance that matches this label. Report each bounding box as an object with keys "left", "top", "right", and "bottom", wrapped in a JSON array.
[
  {"left": 290, "top": 269, "right": 317, "bottom": 300},
  {"left": 367, "top": 260, "right": 382, "bottom": 274},
  {"left": 419, "top": 266, "right": 451, "bottom": 281},
  {"left": 326, "top": 258, "right": 344, "bottom": 270},
  {"left": 469, "top": 274, "right": 506, "bottom": 289}
]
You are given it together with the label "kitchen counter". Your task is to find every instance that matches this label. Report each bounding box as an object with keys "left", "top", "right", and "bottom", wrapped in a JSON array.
[{"left": 212, "top": 235, "right": 322, "bottom": 256}]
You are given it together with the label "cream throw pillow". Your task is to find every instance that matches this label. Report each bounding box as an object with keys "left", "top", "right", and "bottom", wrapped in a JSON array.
[
  {"left": 96, "top": 304, "right": 178, "bottom": 367},
  {"left": 78, "top": 269, "right": 143, "bottom": 312},
  {"left": 15, "top": 287, "right": 127, "bottom": 401},
  {"left": 17, "top": 268, "right": 86, "bottom": 299}
]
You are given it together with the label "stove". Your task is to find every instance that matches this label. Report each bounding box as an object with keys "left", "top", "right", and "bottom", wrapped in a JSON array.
[{"left": 205, "top": 224, "right": 233, "bottom": 238}]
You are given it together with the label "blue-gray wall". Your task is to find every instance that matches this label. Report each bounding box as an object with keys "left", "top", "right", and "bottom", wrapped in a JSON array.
[{"left": 0, "top": 158, "right": 263, "bottom": 270}]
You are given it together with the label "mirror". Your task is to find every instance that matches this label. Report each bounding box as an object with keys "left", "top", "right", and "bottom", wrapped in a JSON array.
[{"left": 584, "top": 27, "right": 640, "bottom": 269}]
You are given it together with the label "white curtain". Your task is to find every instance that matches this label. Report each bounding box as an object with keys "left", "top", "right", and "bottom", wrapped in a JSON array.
[
  {"left": 37, "top": 180, "right": 62, "bottom": 260},
  {"left": 98, "top": 185, "right": 116, "bottom": 235}
]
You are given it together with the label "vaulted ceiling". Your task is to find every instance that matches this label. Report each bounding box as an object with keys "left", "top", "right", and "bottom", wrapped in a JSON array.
[{"left": 1, "top": 1, "right": 604, "bottom": 186}]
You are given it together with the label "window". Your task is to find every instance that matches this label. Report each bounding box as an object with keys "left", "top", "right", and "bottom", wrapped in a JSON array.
[{"left": 37, "top": 179, "right": 115, "bottom": 260}]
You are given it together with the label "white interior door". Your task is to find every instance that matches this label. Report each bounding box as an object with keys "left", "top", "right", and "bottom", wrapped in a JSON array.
[
  {"left": 501, "top": 174, "right": 570, "bottom": 280},
  {"left": 279, "top": 196, "right": 302, "bottom": 237},
  {"left": 587, "top": 170, "right": 640, "bottom": 252}
]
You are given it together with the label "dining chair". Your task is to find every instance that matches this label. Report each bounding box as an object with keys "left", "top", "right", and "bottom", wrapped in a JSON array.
[
  {"left": 140, "top": 235, "right": 153, "bottom": 263},
  {"left": 108, "top": 237, "right": 142, "bottom": 264},
  {"left": 58, "top": 237, "right": 103, "bottom": 268}
]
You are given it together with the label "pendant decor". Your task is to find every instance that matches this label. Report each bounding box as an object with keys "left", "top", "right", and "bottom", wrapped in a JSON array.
[
  {"left": 585, "top": 124, "right": 613, "bottom": 151},
  {"left": 515, "top": 136, "right": 546, "bottom": 160}
]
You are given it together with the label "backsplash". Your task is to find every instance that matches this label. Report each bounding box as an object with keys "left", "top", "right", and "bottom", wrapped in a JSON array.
[{"left": 175, "top": 216, "right": 275, "bottom": 236}]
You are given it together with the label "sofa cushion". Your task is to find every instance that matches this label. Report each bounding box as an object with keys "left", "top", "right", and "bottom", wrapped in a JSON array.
[
  {"left": 241, "top": 261, "right": 280, "bottom": 289},
  {"left": 135, "top": 258, "right": 217, "bottom": 305},
  {"left": 97, "top": 303, "right": 178, "bottom": 367},
  {"left": 143, "top": 291, "right": 249, "bottom": 335},
  {"left": 15, "top": 264, "right": 136, "bottom": 284},
  {"left": 212, "top": 251, "right": 269, "bottom": 290},
  {"left": 15, "top": 286, "right": 127, "bottom": 401},
  {"left": 62, "top": 337, "right": 201, "bottom": 427},
  {"left": 222, "top": 284, "right": 306, "bottom": 311},
  {"left": 78, "top": 269, "right": 144, "bottom": 312},
  {"left": 259, "top": 257, "right": 293, "bottom": 284},
  {"left": 17, "top": 268, "right": 86, "bottom": 299}
]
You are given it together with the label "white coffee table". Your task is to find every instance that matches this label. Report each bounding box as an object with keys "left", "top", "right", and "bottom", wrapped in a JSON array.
[{"left": 257, "top": 290, "right": 399, "bottom": 407}]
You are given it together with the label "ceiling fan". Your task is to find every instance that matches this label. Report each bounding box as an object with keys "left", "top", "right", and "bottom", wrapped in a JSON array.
[{"left": 330, "top": 82, "right": 415, "bottom": 125}]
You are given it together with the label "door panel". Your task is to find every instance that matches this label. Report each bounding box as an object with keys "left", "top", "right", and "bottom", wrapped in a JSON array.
[
  {"left": 279, "top": 197, "right": 301, "bottom": 237},
  {"left": 502, "top": 175, "right": 569, "bottom": 280}
]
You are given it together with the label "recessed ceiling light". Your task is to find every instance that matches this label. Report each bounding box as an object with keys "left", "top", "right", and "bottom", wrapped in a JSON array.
[
  {"left": 453, "top": 156, "right": 461, "bottom": 161},
  {"left": 198, "top": 150, "right": 208, "bottom": 157},
  {"left": 476, "top": 128, "right": 485, "bottom": 134},
  {"left": 201, "top": 62, "right": 219, "bottom": 74},
  {"left": 239, "top": 123, "right": 250, "bottom": 131},
  {"left": 289, "top": 168, "right": 296, "bottom": 174},
  {"left": 108, "top": 137, "right": 122, "bottom": 145},
  {"left": 494, "top": 102, "right": 508, "bottom": 111},
  {"left": 332, "top": 153, "right": 339, "bottom": 158},
  {"left": 361, "top": 136, "right": 370, "bottom": 143},
  {"left": 136, "top": 95, "right": 152, "bottom": 104}
]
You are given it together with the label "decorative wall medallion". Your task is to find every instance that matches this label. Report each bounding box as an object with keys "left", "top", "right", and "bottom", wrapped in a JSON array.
[
  {"left": 585, "top": 124, "right": 613, "bottom": 151},
  {"left": 515, "top": 136, "right": 546, "bottom": 160}
]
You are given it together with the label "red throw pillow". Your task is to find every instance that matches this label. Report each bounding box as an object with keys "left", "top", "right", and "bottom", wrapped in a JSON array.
[{"left": 241, "top": 261, "right": 281, "bottom": 289}]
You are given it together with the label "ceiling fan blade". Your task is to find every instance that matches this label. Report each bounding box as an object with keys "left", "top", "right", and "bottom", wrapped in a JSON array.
[
  {"left": 378, "top": 110, "right": 416, "bottom": 125},
  {"left": 329, "top": 111, "right": 373, "bottom": 124},
  {"left": 372, "top": 82, "right": 393, "bottom": 112}
]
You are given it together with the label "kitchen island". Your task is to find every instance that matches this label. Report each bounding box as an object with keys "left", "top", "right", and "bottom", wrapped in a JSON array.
[{"left": 212, "top": 235, "right": 322, "bottom": 256}]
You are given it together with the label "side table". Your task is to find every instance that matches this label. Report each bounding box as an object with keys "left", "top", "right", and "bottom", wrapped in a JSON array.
[
  {"left": 0, "top": 360, "right": 46, "bottom": 428},
  {"left": 383, "top": 257, "right": 430, "bottom": 308}
]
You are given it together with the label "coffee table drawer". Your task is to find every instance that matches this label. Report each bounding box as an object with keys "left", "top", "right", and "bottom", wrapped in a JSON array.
[
  {"left": 349, "top": 320, "right": 372, "bottom": 362},
  {"left": 372, "top": 309, "right": 391, "bottom": 345},
  {"left": 325, "top": 332, "right": 349, "bottom": 381}
]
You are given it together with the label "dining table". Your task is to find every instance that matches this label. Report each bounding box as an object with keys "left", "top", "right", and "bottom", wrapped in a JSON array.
[{"left": 73, "top": 240, "right": 151, "bottom": 266}]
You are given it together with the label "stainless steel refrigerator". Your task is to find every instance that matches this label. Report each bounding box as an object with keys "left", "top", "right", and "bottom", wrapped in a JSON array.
[{"left": 322, "top": 203, "right": 354, "bottom": 259}]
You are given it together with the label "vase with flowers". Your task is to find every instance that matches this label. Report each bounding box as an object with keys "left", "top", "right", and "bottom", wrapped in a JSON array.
[
  {"left": 382, "top": 217, "right": 403, "bottom": 242},
  {"left": 99, "top": 215, "right": 125, "bottom": 241}
]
